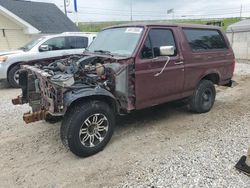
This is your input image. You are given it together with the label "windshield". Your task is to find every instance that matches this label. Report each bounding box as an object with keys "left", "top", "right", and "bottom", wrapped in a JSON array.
[
  {"left": 88, "top": 27, "right": 143, "bottom": 56},
  {"left": 19, "top": 37, "right": 45, "bottom": 51}
]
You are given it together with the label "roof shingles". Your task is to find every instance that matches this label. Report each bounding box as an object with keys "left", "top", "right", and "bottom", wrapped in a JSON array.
[{"left": 0, "top": 0, "right": 79, "bottom": 33}]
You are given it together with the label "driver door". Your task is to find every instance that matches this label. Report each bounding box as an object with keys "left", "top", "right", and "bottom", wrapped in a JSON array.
[{"left": 135, "top": 27, "right": 185, "bottom": 109}]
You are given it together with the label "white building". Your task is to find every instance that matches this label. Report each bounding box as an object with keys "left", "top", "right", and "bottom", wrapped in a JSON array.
[
  {"left": 0, "top": 0, "right": 79, "bottom": 50},
  {"left": 227, "top": 19, "right": 250, "bottom": 62}
]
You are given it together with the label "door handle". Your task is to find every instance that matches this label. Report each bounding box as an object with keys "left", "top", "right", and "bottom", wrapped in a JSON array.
[{"left": 174, "top": 61, "right": 184, "bottom": 65}]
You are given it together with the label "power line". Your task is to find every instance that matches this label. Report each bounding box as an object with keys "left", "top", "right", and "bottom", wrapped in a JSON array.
[
  {"left": 77, "top": 9, "right": 250, "bottom": 17},
  {"left": 75, "top": 4, "right": 250, "bottom": 21},
  {"left": 77, "top": 5, "right": 250, "bottom": 14}
]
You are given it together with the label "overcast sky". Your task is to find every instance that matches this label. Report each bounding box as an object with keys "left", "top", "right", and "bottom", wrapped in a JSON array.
[{"left": 31, "top": 0, "right": 250, "bottom": 22}]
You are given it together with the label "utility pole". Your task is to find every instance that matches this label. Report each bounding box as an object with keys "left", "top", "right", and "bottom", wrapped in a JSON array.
[
  {"left": 74, "top": 0, "right": 79, "bottom": 26},
  {"left": 172, "top": 11, "right": 175, "bottom": 22},
  {"left": 240, "top": 4, "right": 242, "bottom": 20},
  {"left": 130, "top": 0, "right": 133, "bottom": 22},
  {"left": 64, "top": 0, "right": 67, "bottom": 16}
]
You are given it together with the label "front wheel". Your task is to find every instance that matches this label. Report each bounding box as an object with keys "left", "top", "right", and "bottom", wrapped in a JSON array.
[
  {"left": 60, "top": 100, "right": 115, "bottom": 157},
  {"left": 8, "top": 65, "right": 21, "bottom": 88},
  {"left": 188, "top": 80, "right": 216, "bottom": 113}
]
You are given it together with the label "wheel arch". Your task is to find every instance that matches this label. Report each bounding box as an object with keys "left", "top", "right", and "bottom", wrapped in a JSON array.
[
  {"left": 6, "top": 62, "right": 23, "bottom": 80},
  {"left": 64, "top": 88, "right": 120, "bottom": 114},
  {"left": 200, "top": 71, "right": 221, "bottom": 85}
]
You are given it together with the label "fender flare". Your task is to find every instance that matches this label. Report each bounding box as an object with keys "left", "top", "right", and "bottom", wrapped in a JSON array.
[{"left": 63, "top": 87, "right": 119, "bottom": 111}]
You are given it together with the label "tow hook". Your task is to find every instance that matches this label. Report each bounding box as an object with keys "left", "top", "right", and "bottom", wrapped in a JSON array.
[
  {"left": 12, "top": 96, "right": 23, "bottom": 105},
  {"left": 23, "top": 110, "right": 49, "bottom": 124}
]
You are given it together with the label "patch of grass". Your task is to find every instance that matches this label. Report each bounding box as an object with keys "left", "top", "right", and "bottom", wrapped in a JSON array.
[
  {"left": 78, "top": 21, "right": 129, "bottom": 32},
  {"left": 177, "top": 17, "right": 241, "bottom": 30},
  {"left": 78, "top": 17, "right": 242, "bottom": 32}
]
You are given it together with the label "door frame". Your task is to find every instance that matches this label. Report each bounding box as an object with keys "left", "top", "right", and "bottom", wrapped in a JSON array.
[{"left": 134, "top": 26, "right": 185, "bottom": 109}]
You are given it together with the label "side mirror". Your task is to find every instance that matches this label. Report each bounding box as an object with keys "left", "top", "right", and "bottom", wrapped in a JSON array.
[
  {"left": 160, "top": 46, "right": 175, "bottom": 56},
  {"left": 39, "top": 44, "right": 49, "bottom": 52}
]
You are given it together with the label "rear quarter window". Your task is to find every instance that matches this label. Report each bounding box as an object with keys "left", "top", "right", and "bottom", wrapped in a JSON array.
[
  {"left": 66, "top": 36, "right": 88, "bottom": 49},
  {"left": 183, "top": 28, "right": 228, "bottom": 51}
]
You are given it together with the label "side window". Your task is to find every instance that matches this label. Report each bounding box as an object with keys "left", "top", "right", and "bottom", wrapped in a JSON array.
[
  {"left": 183, "top": 29, "right": 228, "bottom": 51},
  {"left": 141, "top": 28, "right": 177, "bottom": 59},
  {"left": 43, "top": 37, "right": 66, "bottom": 51},
  {"left": 77, "top": 37, "right": 88, "bottom": 48},
  {"left": 66, "top": 36, "right": 88, "bottom": 49}
]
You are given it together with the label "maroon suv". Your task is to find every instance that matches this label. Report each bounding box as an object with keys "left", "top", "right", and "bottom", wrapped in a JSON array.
[{"left": 13, "top": 23, "right": 235, "bottom": 157}]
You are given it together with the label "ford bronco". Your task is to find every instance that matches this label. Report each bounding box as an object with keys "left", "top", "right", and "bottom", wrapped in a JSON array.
[{"left": 12, "top": 23, "right": 235, "bottom": 157}]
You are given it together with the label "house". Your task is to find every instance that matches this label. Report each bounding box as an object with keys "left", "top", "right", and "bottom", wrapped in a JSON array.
[
  {"left": 0, "top": 0, "right": 79, "bottom": 50},
  {"left": 227, "top": 19, "right": 250, "bottom": 62}
]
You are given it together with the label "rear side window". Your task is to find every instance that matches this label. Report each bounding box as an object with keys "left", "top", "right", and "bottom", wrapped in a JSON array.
[
  {"left": 66, "top": 36, "right": 88, "bottom": 49},
  {"left": 43, "top": 37, "right": 66, "bottom": 51},
  {"left": 183, "top": 29, "right": 227, "bottom": 51},
  {"left": 141, "top": 28, "right": 177, "bottom": 59}
]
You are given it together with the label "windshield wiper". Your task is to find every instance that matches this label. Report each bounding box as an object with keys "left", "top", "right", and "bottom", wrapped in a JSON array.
[{"left": 94, "top": 50, "right": 113, "bottom": 56}]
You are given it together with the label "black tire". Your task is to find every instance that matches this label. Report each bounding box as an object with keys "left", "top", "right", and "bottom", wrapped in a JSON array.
[
  {"left": 189, "top": 79, "right": 216, "bottom": 113},
  {"left": 60, "top": 100, "right": 115, "bottom": 157},
  {"left": 8, "top": 65, "right": 20, "bottom": 88}
]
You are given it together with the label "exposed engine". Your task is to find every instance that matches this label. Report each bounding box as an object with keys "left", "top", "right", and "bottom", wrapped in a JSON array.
[
  {"left": 13, "top": 55, "right": 133, "bottom": 123},
  {"left": 38, "top": 55, "right": 119, "bottom": 92}
]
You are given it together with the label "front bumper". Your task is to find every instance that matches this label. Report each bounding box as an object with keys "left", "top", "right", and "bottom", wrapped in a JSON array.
[
  {"left": 12, "top": 65, "right": 65, "bottom": 123},
  {"left": 0, "top": 62, "right": 9, "bottom": 79}
]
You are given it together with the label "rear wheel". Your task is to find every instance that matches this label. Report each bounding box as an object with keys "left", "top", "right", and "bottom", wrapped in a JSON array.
[
  {"left": 189, "top": 80, "right": 216, "bottom": 113},
  {"left": 8, "top": 65, "right": 21, "bottom": 88},
  {"left": 60, "top": 100, "right": 115, "bottom": 157}
]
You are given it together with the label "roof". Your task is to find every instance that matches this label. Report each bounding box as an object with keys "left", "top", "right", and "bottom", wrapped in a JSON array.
[
  {"left": 104, "top": 22, "right": 221, "bottom": 30},
  {"left": 227, "top": 19, "right": 250, "bottom": 33},
  {"left": 41, "top": 32, "right": 97, "bottom": 39},
  {"left": 0, "top": 0, "right": 79, "bottom": 34}
]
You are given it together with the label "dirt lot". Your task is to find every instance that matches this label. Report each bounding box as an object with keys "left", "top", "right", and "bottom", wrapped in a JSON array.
[{"left": 0, "top": 63, "right": 250, "bottom": 188}]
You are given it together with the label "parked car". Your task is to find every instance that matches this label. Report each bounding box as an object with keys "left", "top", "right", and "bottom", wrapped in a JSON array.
[
  {"left": 13, "top": 23, "right": 235, "bottom": 157},
  {"left": 0, "top": 32, "right": 96, "bottom": 87}
]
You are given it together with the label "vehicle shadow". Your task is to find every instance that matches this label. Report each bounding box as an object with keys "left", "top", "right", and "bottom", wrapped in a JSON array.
[
  {"left": 115, "top": 100, "right": 190, "bottom": 133},
  {"left": 0, "top": 80, "right": 11, "bottom": 89}
]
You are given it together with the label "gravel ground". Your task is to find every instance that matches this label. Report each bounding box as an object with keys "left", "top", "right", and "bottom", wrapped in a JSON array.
[{"left": 0, "top": 63, "right": 249, "bottom": 188}]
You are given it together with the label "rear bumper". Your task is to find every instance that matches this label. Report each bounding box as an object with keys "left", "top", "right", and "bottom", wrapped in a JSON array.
[
  {"left": 219, "top": 78, "right": 237, "bottom": 87},
  {"left": 224, "top": 80, "right": 238, "bottom": 87}
]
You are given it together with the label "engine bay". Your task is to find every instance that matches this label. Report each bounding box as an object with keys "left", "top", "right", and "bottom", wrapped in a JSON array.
[
  {"left": 37, "top": 55, "right": 121, "bottom": 92},
  {"left": 13, "top": 54, "right": 134, "bottom": 123}
]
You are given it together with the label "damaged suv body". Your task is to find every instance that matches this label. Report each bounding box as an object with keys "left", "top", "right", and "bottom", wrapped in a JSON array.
[{"left": 13, "top": 23, "right": 235, "bottom": 157}]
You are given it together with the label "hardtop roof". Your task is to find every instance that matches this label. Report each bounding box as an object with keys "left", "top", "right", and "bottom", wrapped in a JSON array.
[{"left": 104, "top": 22, "right": 221, "bottom": 30}]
